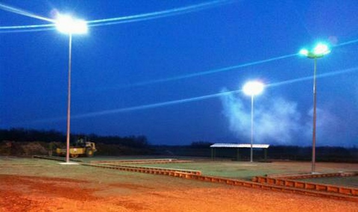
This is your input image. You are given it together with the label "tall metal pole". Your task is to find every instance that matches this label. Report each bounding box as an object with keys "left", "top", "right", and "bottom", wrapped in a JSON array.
[
  {"left": 250, "top": 95, "right": 254, "bottom": 162},
  {"left": 311, "top": 58, "right": 317, "bottom": 173},
  {"left": 66, "top": 33, "right": 72, "bottom": 163}
]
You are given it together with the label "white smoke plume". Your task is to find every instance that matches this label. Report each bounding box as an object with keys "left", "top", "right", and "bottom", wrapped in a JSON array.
[
  {"left": 306, "top": 107, "right": 344, "bottom": 146},
  {"left": 220, "top": 88, "right": 344, "bottom": 146}
]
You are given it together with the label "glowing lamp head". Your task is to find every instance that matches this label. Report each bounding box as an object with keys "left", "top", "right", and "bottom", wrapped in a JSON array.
[
  {"left": 313, "top": 43, "right": 330, "bottom": 55},
  {"left": 243, "top": 81, "right": 265, "bottom": 96},
  {"left": 55, "top": 14, "right": 88, "bottom": 34},
  {"left": 299, "top": 43, "right": 330, "bottom": 59}
]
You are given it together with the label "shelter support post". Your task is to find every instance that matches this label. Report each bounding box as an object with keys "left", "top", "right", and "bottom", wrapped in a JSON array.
[
  {"left": 236, "top": 148, "right": 240, "bottom": 161},
  {"left": 211, "top": 148, "right": 216, "bottom": 160},
  {"left": 264, "top": 149, "right": 268, "bottom": 162}
]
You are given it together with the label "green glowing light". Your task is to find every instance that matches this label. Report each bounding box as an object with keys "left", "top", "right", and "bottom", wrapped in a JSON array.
[{"left": 299, "top": 43, "right": 331, "bottom": 59}]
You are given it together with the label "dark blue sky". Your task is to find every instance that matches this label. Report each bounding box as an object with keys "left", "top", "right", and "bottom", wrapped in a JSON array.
[{"left": 1, "top": 0, "right": 358, "bottom": 146}]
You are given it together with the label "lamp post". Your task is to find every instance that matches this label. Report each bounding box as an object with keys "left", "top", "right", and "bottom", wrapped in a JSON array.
[
  {"left": 299, "top": 43, "right": 330, "bottom": 173},
  {"left": 55, "top": 14, "right": 88, "bottom": 163},
  {"left": 242, "top": 81, "right": 265, "bottom": 162}
]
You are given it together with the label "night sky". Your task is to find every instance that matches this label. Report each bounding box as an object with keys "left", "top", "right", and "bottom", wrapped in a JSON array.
[{"left": 1, "top": 0, "right": 358, "bottom": 146}]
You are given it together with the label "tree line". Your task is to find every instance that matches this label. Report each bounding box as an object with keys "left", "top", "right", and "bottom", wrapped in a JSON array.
[{"left": 0, "top": 128, "right": 149, "bottom": 148}]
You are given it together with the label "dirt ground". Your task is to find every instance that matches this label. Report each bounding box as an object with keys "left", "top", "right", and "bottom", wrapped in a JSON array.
[
  {"left": 0, "top": 157, "right": 357, "bottom": 212},
  {"left": 1, "top": 174, "right": 357, "bottom": 212}
]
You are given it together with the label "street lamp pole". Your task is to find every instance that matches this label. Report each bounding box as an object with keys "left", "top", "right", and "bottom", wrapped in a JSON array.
[
  {"left": 65, "top": 33, "right": 72, "bottom": 163},
  {"left": 250, "top": 94, "right": 254, "bottom": 162},
  {"left": 55, "top": 14, "right": 88, "bottom": 164},
  {"left": 311, "top": 58, "right": 317, "bottom": 172},
  {"left": 242, "top": 81, "right": 264, "bottom": 163},
  {"left": 299, "top": 43, "right": 330, "bottom": 173}
]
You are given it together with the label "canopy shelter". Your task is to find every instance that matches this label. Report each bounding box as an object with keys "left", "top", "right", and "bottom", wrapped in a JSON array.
[{"left": 210, "top": 143, "right": 270, "bottom": 161}]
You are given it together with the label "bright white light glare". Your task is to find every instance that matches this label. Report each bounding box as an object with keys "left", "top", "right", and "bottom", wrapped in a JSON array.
[
  {"left": 242, "top": 81, "right": 265, "bottom": 96},
  {"left": 299, "top": 49, "right": 309, "bottom": 56},
  {"left": 313, "top": 43, "right": 330, "bottom": 55},
  {"left": 55, "top": 14, "right": 88, "bottom": 34}
]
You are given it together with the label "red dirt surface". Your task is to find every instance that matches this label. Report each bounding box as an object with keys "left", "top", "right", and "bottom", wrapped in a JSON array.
[{"left": 0, "top": 174, "right": 357, "bottom": 212}]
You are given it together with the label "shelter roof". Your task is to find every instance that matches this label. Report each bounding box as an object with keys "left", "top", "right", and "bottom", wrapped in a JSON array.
[{"left": 210, "top": 143, "right": 269, "bottom": 148}]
